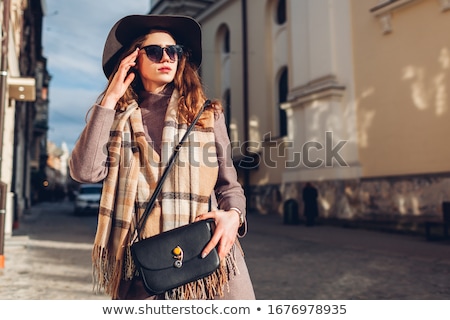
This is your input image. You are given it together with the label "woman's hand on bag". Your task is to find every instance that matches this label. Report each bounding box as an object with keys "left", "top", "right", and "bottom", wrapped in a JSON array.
[
  {"left": 100, "top": 48, "right": 139, "bottom": 109},
  {"left": 195, "top": 209, "right": 240, "bottom": 260}
]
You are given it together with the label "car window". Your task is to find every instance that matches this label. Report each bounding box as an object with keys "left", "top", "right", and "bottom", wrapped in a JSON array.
[{"left": 79, "top": 186, "right": 102, "bottom": 195}]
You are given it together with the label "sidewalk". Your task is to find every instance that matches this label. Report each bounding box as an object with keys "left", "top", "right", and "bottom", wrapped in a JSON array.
[{"left": 0, "top": 201, "right": 107, "bottom": 299}]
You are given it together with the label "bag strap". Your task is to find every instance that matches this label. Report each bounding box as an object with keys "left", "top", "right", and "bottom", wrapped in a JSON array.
[{"left": 135, "top": 100, "right": 210, "bottom": 240}]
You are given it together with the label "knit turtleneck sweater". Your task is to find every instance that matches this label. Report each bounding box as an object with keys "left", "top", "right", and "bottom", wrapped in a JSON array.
[{"left": 138, "top": 83, "right": 174, "bottom": 155}]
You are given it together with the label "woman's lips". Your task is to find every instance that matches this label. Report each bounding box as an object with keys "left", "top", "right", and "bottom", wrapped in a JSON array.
[{"left": 158, "top": 66, "right": 172, "bottom": 72}]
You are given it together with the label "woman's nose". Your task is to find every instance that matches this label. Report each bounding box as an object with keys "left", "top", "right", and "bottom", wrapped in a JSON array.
[{"left": 160, "top": 48, "right": 171, "bottom": 62}]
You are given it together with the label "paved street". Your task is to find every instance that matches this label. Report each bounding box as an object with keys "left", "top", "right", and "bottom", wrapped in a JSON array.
[
  {"left": 242, "top": 214, "right": 450, "bottom": 300},
  {"left": 1, "top": 200, "right": 449, "bottom": 300},
  {"left": 0, "top": 201, "right": 107, "bottom": 299}
]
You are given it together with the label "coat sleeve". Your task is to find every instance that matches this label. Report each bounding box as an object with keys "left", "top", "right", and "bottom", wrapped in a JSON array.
[
  {"left": 69, "top": 105, "right": 116, "bottom": 183},
  {"left": 213, "top": 112, "right": 247, "bottom": 215}
]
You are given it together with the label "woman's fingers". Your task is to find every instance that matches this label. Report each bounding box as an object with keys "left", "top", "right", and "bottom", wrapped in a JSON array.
[
  {"left": 198, "top": 210, "right": 238, "bottom": 259},
  {"left": 202, "top": 229, "right": 234, "bottom": 259},
  {"left": 102, "top": 49, "right": 139, "bottom": 107},
  {"left": 116, "top": 48, "right": 138, "bottom": 82},
  {"left": 201, "top": 230, "right": 221, "bottom": 258}
]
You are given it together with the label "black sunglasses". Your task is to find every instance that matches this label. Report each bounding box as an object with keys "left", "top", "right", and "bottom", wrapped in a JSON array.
[{"left": 141, "top": 45, "right": 183, "bottom": 63}]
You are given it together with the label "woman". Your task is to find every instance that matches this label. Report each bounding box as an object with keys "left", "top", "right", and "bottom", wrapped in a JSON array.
[{"left": 69, "top": 14, "right": 255, "bottom": 300}]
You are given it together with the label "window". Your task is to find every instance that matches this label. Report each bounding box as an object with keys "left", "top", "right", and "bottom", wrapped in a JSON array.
[
  {"left": 223, "top": 28, "right": 230, "bottom": 53},
  {"left": 278, "top": 67, "right": 288, "bottom": 137},
  {"left": 276, "top": 0, "right": 287, "bottom": 25}
]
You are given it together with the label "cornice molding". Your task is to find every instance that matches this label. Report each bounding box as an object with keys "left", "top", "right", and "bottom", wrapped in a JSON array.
[
  {"left": 370, "top": 0, "right": 449, "bottom": 34},
  {"left": 370, "top": 0, "right": 420, "bottom": 34},
  {"left": 286, "top": 75, "right": 346, "bottom": 108},
  {"left": 370, "top": 0, "right": 418, "bottom": 15}
]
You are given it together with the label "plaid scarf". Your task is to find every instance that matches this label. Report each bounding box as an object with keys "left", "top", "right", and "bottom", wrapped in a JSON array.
[{"left": 92, "top": 92, "right": 238, "bottom": 299}]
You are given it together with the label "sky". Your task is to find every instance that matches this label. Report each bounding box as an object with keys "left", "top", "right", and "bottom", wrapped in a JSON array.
[{"left": 42, "top": 0, "right": 151, "bottom": 152}]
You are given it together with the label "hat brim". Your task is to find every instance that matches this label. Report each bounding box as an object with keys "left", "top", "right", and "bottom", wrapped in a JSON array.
[{"left": 102, "top": 15, "right": 202, "bottom": 78}]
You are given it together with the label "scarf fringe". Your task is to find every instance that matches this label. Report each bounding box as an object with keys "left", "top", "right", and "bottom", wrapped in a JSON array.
[
  {"left": 124, "top": 244, "right": 136, "bottom": 280},
  {"left": 92, "top": 244, "right": 125, "bottom": 300}
]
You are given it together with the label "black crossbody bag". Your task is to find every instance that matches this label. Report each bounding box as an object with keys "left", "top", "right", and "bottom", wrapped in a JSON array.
[{"left": 130, "top": 100, "right": 220, "bottom": 295}]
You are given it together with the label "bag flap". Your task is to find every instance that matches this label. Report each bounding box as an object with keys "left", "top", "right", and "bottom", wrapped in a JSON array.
[{"left": 131, "top": 219, "right": 214, "bottom": 271}]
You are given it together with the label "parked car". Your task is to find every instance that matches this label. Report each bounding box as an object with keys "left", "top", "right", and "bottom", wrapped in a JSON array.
[{"left": 73, "top": 183, "right": 103, "bottom": 215}]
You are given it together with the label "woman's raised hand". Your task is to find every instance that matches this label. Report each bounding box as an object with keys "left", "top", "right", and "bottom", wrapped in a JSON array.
[{"left": 100, "top": 48, "right": 139, "bottom": 109}]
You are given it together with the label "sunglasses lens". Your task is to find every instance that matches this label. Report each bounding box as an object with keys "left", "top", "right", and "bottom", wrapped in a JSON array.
[
  {"left": 166, "top": 46, "right": 177, "bottom": 61},
  {"left": 143, "top": 45, "right": 182, "bottom": 62},
  {"left": 144, "top": 46, "right": 163, "bottom": 62}
]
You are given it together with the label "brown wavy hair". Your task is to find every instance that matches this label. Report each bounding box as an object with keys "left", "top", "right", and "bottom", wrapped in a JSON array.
[{"left": 100, "top": 30, "right": 221, "bottom": 126}]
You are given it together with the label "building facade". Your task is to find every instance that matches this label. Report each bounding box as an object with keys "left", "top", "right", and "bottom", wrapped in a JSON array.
[
  {"left": 0, "top": 0, "right": 49, "bottom": 241},
  {"left": 151, "top": 0, "right": 450, "bottom": 230}
]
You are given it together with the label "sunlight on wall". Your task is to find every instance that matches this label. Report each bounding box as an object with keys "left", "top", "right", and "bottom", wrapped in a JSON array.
[
  {"left": 356, "top": 87, "right": 375, "bottom": 149},
  {"left": 436, "top": 47, "right": 450, "bottom": 115},
  {"left": 396, "top": 195, "right": 421, "bottom": 216},
  {"left": 284, "top": 104, "right": 294, "bottom": 140},
  {"left": 402, "top": 47, "right": 449, "bottom": 116},
  {"left": 320, "top": 198, "right": 331, "bottom": 211},
  {"left": 411, "top": 196, "right": 420, "bottom": 216},
  {"left": 434, "top": 73, "right": 447, "bottom": 116},
  {"left": 402, "top": 66, "right": 428, "bottom": 111},
  {"left": 439, "top": 47, "right": 450, "bottom": 69},
  {"left": 343, "top": 99, "right": 359, "bottom": 146},
  {"left": 310, "top": 100, "right": 322, "bottom": 131},
  {"left": 397, "top": 196, "right": 407, "bottom": 215},
  {"left": 358, "top": 110, "right": 376, "bottom": 149}
]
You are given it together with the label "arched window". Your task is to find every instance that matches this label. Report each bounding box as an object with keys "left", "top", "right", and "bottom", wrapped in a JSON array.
[
  {"left": 278, "top": 67, "right": 288, "bottom": 137},
  {"left": 276, "top": 0, "right": 287, "bottom": 25},
  {"left": 223, "top": 28, "right": 230, "bottom": 53}
]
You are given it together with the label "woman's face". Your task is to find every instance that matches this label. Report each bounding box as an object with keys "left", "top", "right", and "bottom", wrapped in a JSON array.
[{"left": 137, "top": 31, "right": 179, "bottom": 93}]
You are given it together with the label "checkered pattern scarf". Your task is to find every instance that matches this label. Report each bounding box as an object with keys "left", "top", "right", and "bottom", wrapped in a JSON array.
[{"left": 92, "top": 92, "right": 237, "bottom": 299}]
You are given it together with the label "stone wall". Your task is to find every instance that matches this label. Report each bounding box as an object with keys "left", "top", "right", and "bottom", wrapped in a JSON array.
[{"left": 249, "top": 174, "right": 450, "bottom": 224}]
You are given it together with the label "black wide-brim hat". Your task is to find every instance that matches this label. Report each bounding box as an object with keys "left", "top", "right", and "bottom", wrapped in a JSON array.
[{"left": 102, "top": 14, "right": 202, "bottom": 78}]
